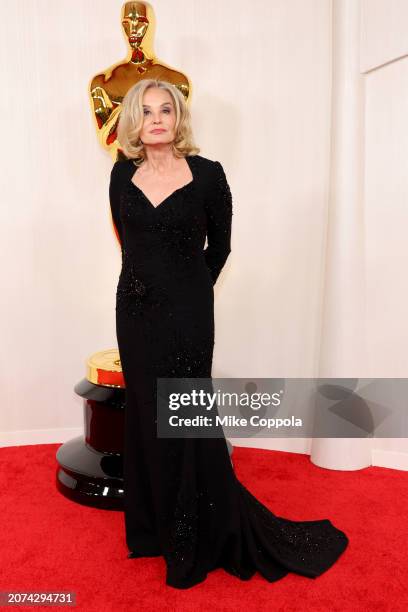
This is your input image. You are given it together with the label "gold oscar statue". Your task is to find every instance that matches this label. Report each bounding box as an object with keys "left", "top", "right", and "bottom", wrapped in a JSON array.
[{"left": 89, "top": 1, "right": 191, "bottom": 162}]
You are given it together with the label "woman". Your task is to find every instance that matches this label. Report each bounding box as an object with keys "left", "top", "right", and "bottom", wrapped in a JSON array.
[{"left": 109, "top": 78, "right": 349, "bottom": 589}]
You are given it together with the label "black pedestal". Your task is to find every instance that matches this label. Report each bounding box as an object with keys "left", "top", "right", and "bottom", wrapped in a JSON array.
[{"left": 56, "top": 377, "right": 233, "bottom": 510}]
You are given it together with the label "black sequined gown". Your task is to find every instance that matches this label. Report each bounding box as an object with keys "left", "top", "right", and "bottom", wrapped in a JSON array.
[{"left": 109, "top": 154, "right": 349, "bottom": 589}]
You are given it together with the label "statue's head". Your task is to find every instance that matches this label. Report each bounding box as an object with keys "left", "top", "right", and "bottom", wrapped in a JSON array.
[{"left": 121, "top": 1, "right": 153, "bottom": 48}]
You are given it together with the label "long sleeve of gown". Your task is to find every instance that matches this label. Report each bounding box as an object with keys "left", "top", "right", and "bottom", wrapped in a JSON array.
[
  {"left": 109, "top": 161, "right": 124, "bottom": 248},
  {"left": 203, "top": 161, "right": 233, "bottom": 285}
]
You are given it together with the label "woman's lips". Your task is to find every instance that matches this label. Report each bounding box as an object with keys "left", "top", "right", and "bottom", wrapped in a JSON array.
[{"left": 151, "top": 129, "right": 166, "bottom": 134}]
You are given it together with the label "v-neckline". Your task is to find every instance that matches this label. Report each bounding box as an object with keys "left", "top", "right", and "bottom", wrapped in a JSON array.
[{"left": 129, "top": 156, "right": 195, "bottom": 210}]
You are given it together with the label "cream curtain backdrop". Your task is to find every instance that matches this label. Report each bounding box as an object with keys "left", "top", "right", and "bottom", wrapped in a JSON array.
[{"left": 0, "top": 0, "right": 407, "bottom": 470}]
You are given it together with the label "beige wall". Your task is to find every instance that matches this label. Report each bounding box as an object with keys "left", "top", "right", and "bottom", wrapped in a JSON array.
[
  {"left": 1, "top": 0, "right": 407, "bottom": 469},
  {"left": 362, "top": 0, "right": 408, "bottom": 466}
]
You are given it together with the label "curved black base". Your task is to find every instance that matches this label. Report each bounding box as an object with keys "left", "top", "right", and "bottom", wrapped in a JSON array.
[
  {"left": 56, "top": 432, "right": 234, "bottom": 510},
  {"left": 56, "top": 436, "right": 124, "bottom": 510}
]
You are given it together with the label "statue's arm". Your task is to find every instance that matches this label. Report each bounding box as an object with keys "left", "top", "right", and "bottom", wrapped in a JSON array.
[
  {"left": 90, "top": 82, "right": 115, "bottom": 127},
  {"left": 99, "top": 104, "right": 122, "bottom": 145},
  {"left": 90, "top": 79, "right": 123, "bottom": 148}
]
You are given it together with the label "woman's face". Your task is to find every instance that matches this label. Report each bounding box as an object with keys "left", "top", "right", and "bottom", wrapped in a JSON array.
[{"left": 139, "top": 87, "right": 177, "bottom": 147}]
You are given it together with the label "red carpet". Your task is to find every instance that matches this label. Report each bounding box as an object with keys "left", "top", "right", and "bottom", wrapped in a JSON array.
[{"left": 0, "top": 443, "right": 407, "bottom": 611}]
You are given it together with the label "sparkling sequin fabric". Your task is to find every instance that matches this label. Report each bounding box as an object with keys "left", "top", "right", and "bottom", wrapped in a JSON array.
[{"left": 109, "top": 154, "right": 348, "bottom": 589}]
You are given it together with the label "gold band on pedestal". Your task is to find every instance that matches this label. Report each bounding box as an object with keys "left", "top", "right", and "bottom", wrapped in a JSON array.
[{"left": 86, "top": 349, "right": 125, "bottom": 388}]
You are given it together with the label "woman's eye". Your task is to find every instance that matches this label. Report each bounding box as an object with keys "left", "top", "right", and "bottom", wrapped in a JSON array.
[{"left": 143, "top": 109, "right": 170, "bottom": 115}]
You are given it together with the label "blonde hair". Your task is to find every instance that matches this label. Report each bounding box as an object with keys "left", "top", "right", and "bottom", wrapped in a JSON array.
[{"left": 117, "top": 79, "right": 200, "bottom": 164}]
